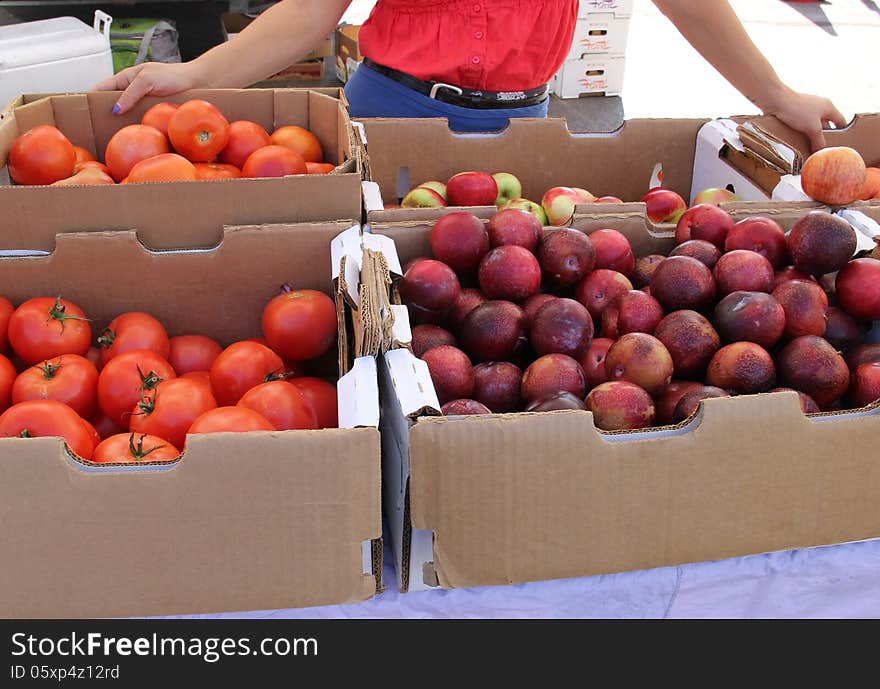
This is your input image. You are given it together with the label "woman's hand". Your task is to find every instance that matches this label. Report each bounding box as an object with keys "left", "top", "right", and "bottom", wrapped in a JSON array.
[
  {"left": 759, "top": 85, "right": 847, "bottom": 151},
  {"left": 94, "top": 62, "right": 203, "bottom": 114}
]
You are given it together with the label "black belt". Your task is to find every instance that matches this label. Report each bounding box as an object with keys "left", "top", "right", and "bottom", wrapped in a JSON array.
[{"left": 362, "top": 58, "right": 549, "bottom": 110}]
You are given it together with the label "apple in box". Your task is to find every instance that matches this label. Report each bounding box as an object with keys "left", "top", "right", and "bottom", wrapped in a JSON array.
[
  {"left": 493, "top": 172, "right": 522, "bottom": 206},
  {"left": 401, "top": 186, "right": 446, "bottom": 208},
  {"left": 800, "top": 146, "right": 866, "bottom": 206},
  {"left": 641, "top": 188, "right": 687, "bottom": 224},
  {"left": 541, "top": 187, "right": 583, "bottom": 226},
  {"left": 447, "top": 171, "right": 498, "bottom": 206},
  {"left": 692, "top": 187, "right": 739, "bottom": 205},
  {"left": 499, "top": 198, "right": 548, "bottom": 225}
]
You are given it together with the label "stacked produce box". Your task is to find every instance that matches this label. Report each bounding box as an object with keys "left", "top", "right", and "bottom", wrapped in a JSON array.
[{"left": 551, "top": 0, "right": 633, "bottom": 99}]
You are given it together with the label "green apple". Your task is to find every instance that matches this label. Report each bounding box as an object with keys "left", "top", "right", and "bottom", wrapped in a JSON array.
[
  {"left": 493, "top": 172, "right": 523, "bottom": 206},
  {"left": 401, "top": 187, "right": 446, "bottom": 208},
  {"left": 499, "top": 197, "right": 548, "bottom": 225},
  {"left": 417, "top": 180, "right": 447, "bottom": 202}
]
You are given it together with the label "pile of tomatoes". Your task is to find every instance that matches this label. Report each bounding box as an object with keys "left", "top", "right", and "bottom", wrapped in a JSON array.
[
  {"left": 0, "top": 287, "right": 340, "bottom": 464},
  {"left": 8, "top": 98, "right": 335, "bottom": 186}
]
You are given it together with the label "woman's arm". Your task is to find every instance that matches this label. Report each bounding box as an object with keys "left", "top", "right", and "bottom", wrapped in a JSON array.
[
  {"left": 96, "top": 0, "right": 352, "bottom": 114},
  {"left": 653, "top": 0, "right": 846, "bottom": 150}
]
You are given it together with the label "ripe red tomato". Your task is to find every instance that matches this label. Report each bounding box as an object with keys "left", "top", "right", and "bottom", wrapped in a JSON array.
[
  {"left": 98, "top": 312, "right": 170, "bottom": 368},
  {"left": 194, "top": 162, "right": 242, "bottom": 180},
  {"left": 305, "top": 162, "right": 335, "bottom": 174},
  {"left": 167, "top": 99, "right": 230, "bottom": 162},
  {"left": 262, "top": 289, "right": 337, "bottom": 361},
  {"left": 180, "top": 370, "right": 212, "bottom": 389},
  {"left": 80, "top": 417, "right": 101, "bottom": 451},
  {"left": 74, "top": 160, "right": 112, "bottom": 175},
  {"left": 97, "top": 349, "right": 177, "bottom": 427},
  {"left": 92, "top": 432, "right": 180, "bottom": 464},
  {"left": 219, "top": 120, "right": 271, "bottom": 168},
  {"left": 209, "top": 341, "right": 285, "bottom": 406},
  {"left": 124, "top": 153, "right": 197, "bottom": 183},
  {"left": 72, "top": 146, "right": 95, "bottom": 164},
  {"left": 238, "top": 381, "right": 318, "bottom": 431},
  {"left": 0, "top": 296, "right": 14, "bottom": 353},
  {"left": 241, "top": 145, "right": 306, "bottom": 178},
  {"left": 8, "top": 296, "right": 92, "bottom": 366},
  {"left": 130, "top": 377, "right": 217, "bottom": 450},
  {"left": 8, "top": 125, "right": 76, "bottom": 185},
  {"left": 141, "top": 102, "right": 179, "bottom": 138},
  {"left": 0, "top": 354, "right": 16, "bottom": 412},
  {"left": 104, "top": 124, "right": 170, "bottom": 182},
  {"left": 12, "top": 354, "right": 99, "bottom": 418},
  {"left": 168, "top": 335, "right": 222, "bottom": 374},
  {"left": 91, "top": 410, "right": 123, "bottom": 440},
  {"left": 187, "top": 406, "right": 275, "bottom": 434},
  {"left": 290, "top": 377, "right": 338, "bottom": 428},
  {"left": 271, "top": 125, "right": 323, "bottom": 163},
  {"left": 51, "top": 167, "right": 115, "bottom": 186},
  {"left": 0, "top": 400, "right": 94, "bottom": 460}
]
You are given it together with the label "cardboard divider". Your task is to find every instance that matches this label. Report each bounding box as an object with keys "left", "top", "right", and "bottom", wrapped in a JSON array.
[
  {"left": 0, "top": 89, "right": 362, "bottom": 248},
  {"left": 0, "top": 220, "right": 383, "bottom": 617}
]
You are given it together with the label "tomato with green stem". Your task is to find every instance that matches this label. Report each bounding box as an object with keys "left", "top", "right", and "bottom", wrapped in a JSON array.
[
  {"left": 92, "top": 432, "right": 180, "bottom": 464},
  {"left": 209, "top": 341, "right": 286, "bottom": 406},
  {"left": 97, "top": 349, "right": 176, "bottom": 427},
  {"left": 8, "top": 296, "right": 92, "bottom": 366},
  {"left": 129, "top": 377, "right": 217, "bottom": 449},
  {"left": 0, "top": 399, "right": 95, "bottom": 460},
  {"left": 98, "top": 312, "right": 170, "bottom": 367},
  {"left": 12, "top": 354, "right": 99, "bottom": 418}
]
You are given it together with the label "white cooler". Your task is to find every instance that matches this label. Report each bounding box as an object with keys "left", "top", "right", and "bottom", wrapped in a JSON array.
[{"left": 0, "top": 11, "right": 113, "bottom": 108}]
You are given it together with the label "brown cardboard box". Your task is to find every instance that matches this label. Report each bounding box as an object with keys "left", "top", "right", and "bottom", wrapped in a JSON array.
[
  {"left": 0, "top": 88, "right": 362, "bottom": 250},
  {"left": 335, "top": 25, "right": 362, "bottom": 85},
  {"left": 371, "top": 216, "right": 880, "bottom": 594},
  {"left": 0, "top": 220, "right": 383, "bottom": 618}
]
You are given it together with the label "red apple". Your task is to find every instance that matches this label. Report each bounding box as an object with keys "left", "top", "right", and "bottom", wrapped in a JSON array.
[
  {"left": 801, "top": 146, "right": 866, "bottom": 206},
  {"left": 446, "top": 171, "right": 498, "bottom": 206},
  {"left": 641, "top": 188, "right": 687, "bottom": 224},
  {"left": 541, "top": 186, "right": 583, "bottom": 226},
  {"left": 572, "top": 187, "right": 596, "bottom": 202},
  {"left": 692, "top": 187, "right": 739, "bottom": 205},
  {"left": 674, "top": 204, "right": 735, "bottom": 249}
]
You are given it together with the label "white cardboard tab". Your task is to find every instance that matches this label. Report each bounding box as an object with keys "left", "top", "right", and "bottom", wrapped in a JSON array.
[
  {"left": 337, "top": 356, "right": 380, "bottom": 429},
  {"left": 386, "top": 348, "right": 441, "bottom": 416},
  {"left": 330, "top": 224, "right": 363, "bottom": 307},
  {"left": 362, "top": 232, "right": 403, "bottom": 277},
  {"left": 690, "top": 119, "right": 771, "bottom": 204},
  {"left": 362, "top": 181, "right": 385, "bottom": 213},
  {"left": 390, "top": 304, "right": 413, "bottom": 347},
  {"left": 837, "top": 209, "right": 880, "bottom": 253}
]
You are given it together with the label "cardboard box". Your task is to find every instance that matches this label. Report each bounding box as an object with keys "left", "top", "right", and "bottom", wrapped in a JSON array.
[
  {"left": 692, "top": 113, "right": 880, "bottom": 206},
  {"left": 0, "top": 88, "right": 362, "bottom": 250},
  {"left": 551, "top": 55, "right": 626, "bottom": 99},
  {"left": 358, "top": 116, "right": 768, "bottom": 229},
  {"left": 566, "top": 14, "right": 631, "bottom": 60},
  {"left": 335, "top": 24, "right": 362, "bottom": 84},
  {"left": 370, "top": 216, "right": 880, "bottom": 594},
  {"left": 223, "top": 13, "right": 334, "bottom": 83},
  {"left": 579, "top": 0, "right": 634, "bottom": 18},
  {"left": 0, "top": 220, "right": 384, "bottom": 618}
]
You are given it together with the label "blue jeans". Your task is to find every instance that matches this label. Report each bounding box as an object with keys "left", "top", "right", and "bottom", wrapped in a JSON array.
[{"left": 344, "top": 62, "right": 550, "bottom": 133}]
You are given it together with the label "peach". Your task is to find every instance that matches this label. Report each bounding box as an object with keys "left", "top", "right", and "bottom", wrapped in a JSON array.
[
  {"left": 460, "top": 300, "right": 525, "bottom": 362},
  {"left": 654, "top": 310, "right": 721, "bottom": 378},
  {"left": 478, "top": 245, "right": 542, "bottom": 302},
  {"left": 400, "top": 259, "right": 461, "bottom": 319},
  {"left": 713, "top": 291, "right": 785, "bottom": 348},
  {"left": 530, "top": 298, "right": 594, "bottom": 358},
  {"left": 787, "top": 211, "right": 856, "bottom": 277},
  {"left": 801, "top": 146, "right": 866, "bottom": 206},
  {"left": 430, "top": 212, "right": 489, "bottom": 272},
  {"left": 860, "top": 167, "right": 880, "bottom": 201},
  {"left": 472, "top": 361, "right": 523, "bottom": 413},
  {"left": 521, "top": 354, "right": 587, "bottom": 403},
  {"left": 836, "top": 258, "right": 880, "bottom": 321},
  {"left": 777, "top": 335, "right": 850, "bottom": 407},
  {"left": 672, "top": 386, "right": 729, "bottom": 422},
  {"left": 538, "top": 228, "right": 596, "bottom": 288},
  {"left": 848, "top": 362, "right": 880, "bottom": 408},
  {"left": 669, "top": 240, "right": 721, "bottom": 269},
  {"left": 656, "top": 381, "right": 703, "bottom": 424},
  {"left": 706, "top": 342, "right": 776, "bottom": 394},
  {"left": 487, "top": 209, "right": 543, "bottom": 251},
  {"left": 823, "top": 306, "right": 864, "bottom": 352},
  {"left": 441, "top": 399, "right": 490, "bottom": 415},
  {"left": 772, "top": 279, "right": 828, "bottom": 339},
  {"left": 575, "top": 269, "right": 633, "bottom": 320},
  {"left": 675, "top": 204, "right": 735, "bottom": 249},
  {"left": 632, "top": 254, "right": 666, "bottom": 288},
  {"left": 769, "top": 387, "right": 821, "bottom": 414},
  {"left": 650, "top": 255, "right": 716, "bottom": 312},
  {"left": 713, "top": 250, "right": 774, "bottom": 296},
  {"left": 585, "top": 381, "right": 656, "bottom": 431},
  {"left": 604, "top": 332, "right": 674, "bottom": 396},
  {"left": 601, "top": 290, "right": 664, "bottom": 338},
  {"left": 725, "top": 217, "right": 788, "bottom": 268},
  {"left": 541, "top": 186, "right": 583, "bottom": 226},
  {"left": 422, "top": 345, "right": 474, "bottom": 405},
  {"left": 589, "top": 229, "right": 635, "bottom": 276},
  {"left": 525, "top": 391, "right": 587, "bottom": 412},
  {"left": 411, "top": 324, "right": 457, "bottom": 358},
  {"left": 578, "top": 337, "right": 614, "bottom": 389}
]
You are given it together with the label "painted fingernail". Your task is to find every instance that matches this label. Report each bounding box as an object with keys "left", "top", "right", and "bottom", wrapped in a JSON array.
[{"left": 111, "top": 103, "right": 121, "bottom": 114}]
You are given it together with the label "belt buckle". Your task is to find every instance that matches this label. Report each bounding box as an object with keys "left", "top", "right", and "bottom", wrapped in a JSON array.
[{"left": 429, "top": 82, "right": 464, "bottom": 100}]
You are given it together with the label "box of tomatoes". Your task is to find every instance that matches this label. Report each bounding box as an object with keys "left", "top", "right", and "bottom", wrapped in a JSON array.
[
  {"left": 0, "top": 88, "right": 363, "bottom": 250},
  {"left": 0, "top": 219, "right": 384, "bottom": 618}
]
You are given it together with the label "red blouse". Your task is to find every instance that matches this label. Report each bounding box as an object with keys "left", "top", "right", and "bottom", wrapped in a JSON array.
[{"left": 358, "top": 0, "right": 579, "bottom": 92}]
